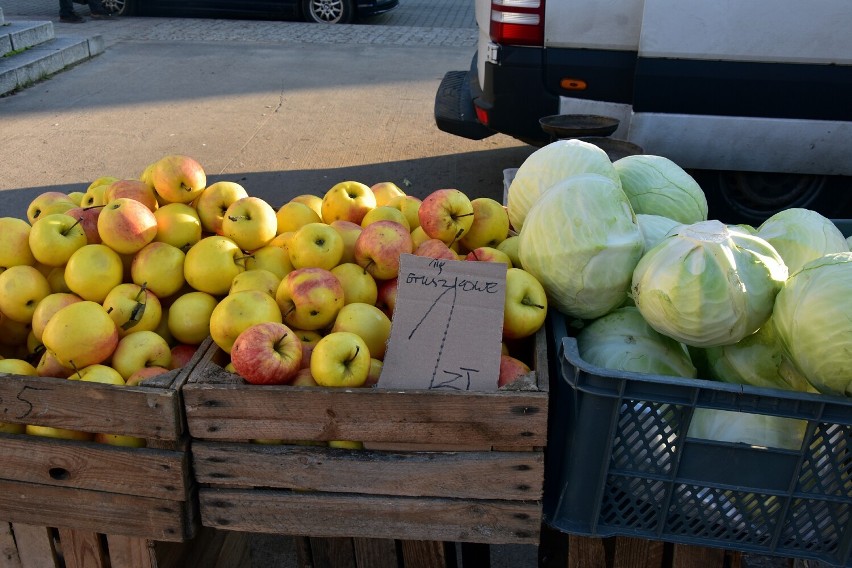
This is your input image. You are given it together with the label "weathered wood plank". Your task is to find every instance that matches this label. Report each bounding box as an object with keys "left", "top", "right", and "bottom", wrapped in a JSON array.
[
  {"left": 309, "top": 537, "right": 357, "bottom": 568},
  {"left": 0, "top": 523, "right": 22, "bottom": 568},
  {"left": 198, "top": 488, "right": 540, "bottom": 544},
  {"left": 105, "top": 535, "right": 157, "bottom": 568},
  {"left": 8, "top": 524, "right": 58, "bottom": 568},
  {"left": 671, "top": 544, "right": 726, "bottom": 568},
  {"left": 400, "top": 540, "right": 451, "bottom": 568},
  {"left": 192, "top": 442, "right": 543, "bottom": 500},
  {"left": 0, "top": 435, "right": 188, "bottom": 500},
  {"left": 568, "top": 535, "right": 607, "bottom": 568},
  {"left": 56, "top": 528, "right": 108, "bottom": 568},
  {"left": 613, "top": 537, "right": 665, "bottom": 568},
  {"left": 352, "top": 538, "right": 398, "bottom": 568},
  {"left": 0, "top": 480, "right": 193, "bottom": 542}
]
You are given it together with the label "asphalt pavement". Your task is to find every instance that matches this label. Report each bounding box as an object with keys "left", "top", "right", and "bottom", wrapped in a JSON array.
[{"left": 0, "top": 2, "right": 541, "bottom": 566}]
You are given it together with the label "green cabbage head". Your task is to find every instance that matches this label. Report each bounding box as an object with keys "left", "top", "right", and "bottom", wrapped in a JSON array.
[
  {"left": 613, "top": 154, "right": 708, "bottom": 224},
  {"left": 772, "top": 252, "right": 852, "bottom": 396},
  {"left": 636, "top": 213, "right": 682, "bottom": 252},
  {"left": 756, "top": 208, "right": 849, "bottom": 274},
  {"left": 518, "top": 173, "right": 644, "bottom": 320},
  {"left": 632, "top": 220, "right": 788, "bottom": 347},
  {"left": 507, "top": 139, "right": 620, "bottom": 232},
  {"left": 577, "top": 306, "right": 697, "bottom": 378}
]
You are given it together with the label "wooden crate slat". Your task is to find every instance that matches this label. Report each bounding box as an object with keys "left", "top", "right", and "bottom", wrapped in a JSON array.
[
  {"left": 309, "top": 537, "right": 358, "bottom": 568},
  {"left": 105, "top": 535, "right": 158, "bottom": 568},
  {"left": 192, "top": 442, "right": 543, "bottom": 501},
  {"left": 183, "top": 380, "right": 547, "bottom": 446},
  {"left": 400, "top": 540, "right": 451, "bottom": 568},
  {"left": 0, "top": 435, "right": 188, "bottom": 500},
  {"left": 0, "top": 523, "right": 22, "bottom": 568},
  {"left": 198, "top": 488, "right": 540, "bottom": 544},
  {"left": 0, "top": 480, "right": 193, "bottom": 542},
  {"left": 8, "top": 524, "right": 58, "bottom": 568},
  {"left": 56, "top": 528, "right": 108, "bottom": 568},
  {"left": 352, "top": 537, "right": 399, "bottom": 568}
]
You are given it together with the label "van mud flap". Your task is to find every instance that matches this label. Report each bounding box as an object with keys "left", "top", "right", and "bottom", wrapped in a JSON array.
[{"left": 434, "top": 70, "right": 494, "bottom": 140}]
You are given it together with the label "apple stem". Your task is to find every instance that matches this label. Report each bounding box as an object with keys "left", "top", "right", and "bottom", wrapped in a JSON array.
[
  {"left": 449, "top": 228, "right": 464, "bottom": 249},
  {"left": 63, "top": 217, "right": 83, "bottom": 236},
  {"left": 181, "top": 182, "right": 192, "bottom": 193},
  {"left": 275, "top": 333, "right": 289, "bottom": 349},
  {"left": 521, "top": 298, "right": 546, "bottom": 309},
  {"left": 83, "top": 205, "right": 106, "bottom": 211},
  {"left": 70, "top": 361, "right": 81, "bottom": 380},
  {"left": 283, "top": 305, "right": 296, "bottom": 318}
]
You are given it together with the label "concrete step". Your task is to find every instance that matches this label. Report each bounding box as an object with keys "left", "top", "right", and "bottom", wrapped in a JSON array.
[
  {"left": 0, "top": 33, "right": 104, "bottom": 96},
  {"left": 1, "top": 20, "right": 55, "bottom": 57}
]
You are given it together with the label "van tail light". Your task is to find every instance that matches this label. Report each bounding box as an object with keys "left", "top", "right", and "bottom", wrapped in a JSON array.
[
  {"left": 490, "top": 0, "right": 545, "bottom": 46},
  {"left": 475, "top": 105, "right": 490, "bottom": 126}
]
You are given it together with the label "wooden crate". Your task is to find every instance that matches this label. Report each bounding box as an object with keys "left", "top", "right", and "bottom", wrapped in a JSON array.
[
  {"left": 0, "top": 522, "right": 249, "bottom": 568},
  {"left": 0, "top": 339, "right": 213, "bottom": 542},
  {"left": 182, "top": 325, "right": 550, "bottom": 546}
]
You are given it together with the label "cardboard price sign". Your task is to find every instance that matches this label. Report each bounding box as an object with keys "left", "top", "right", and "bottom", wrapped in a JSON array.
[{"left": 379, "top": 254, "right": 506, "bottom": 392}]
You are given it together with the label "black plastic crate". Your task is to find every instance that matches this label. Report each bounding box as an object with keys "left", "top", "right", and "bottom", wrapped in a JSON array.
[{"left": 543, "top": 315, "right": 852, "bottom": 566}]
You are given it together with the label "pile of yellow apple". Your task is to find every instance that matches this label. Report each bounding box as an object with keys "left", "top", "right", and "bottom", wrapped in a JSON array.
[{"left": 0, "top": 154, "right": 549, "bottom": 438}]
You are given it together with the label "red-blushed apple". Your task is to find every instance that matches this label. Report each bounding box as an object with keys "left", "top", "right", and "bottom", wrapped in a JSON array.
[
  {"left": 275, "top": 267, "right": 344, "bottom": 331},
  {"left": 36, "top": 350, "right": 75, "bottom": 378},
  {"left": 194, "top": 181, "right": 249, "bottom": 235},
  {"left": 329, "top": 220, "right": 363, "bottom": 264},
  {"left": 464, "top": 246, "right": 513, "bottom": 267},
  {"left": 386, "top": 194, "right": 422, "bottom": 231},
  {"left": 111, "top": 330, "right": 172, "bottom": 380},
  {"left": 330, "top": 302, "right": 392, "bottom": 361},
  {"left": 310, "top": 331, "right": 371, "bottom": 387},
  {"left": 288, "top": 222, "right": 344, "bottom": 270},
  {"left": 418, "top": 189, "right": 475, "bottom": 246},
  {"left": 26, "top": 425, "right": 94, "bottom": 441},
  {"left": 209, "top": 289, "right": 283, "bottom": 353},
  {"left": 321, "top": 181, "right": 376, "bottom": 224},
  {"left": 459, "top": 197, "right": 511, "bottom": 250},
  {"left": 290, "top": 367, "right": 319, "bottom": 387},
  {"left": 364, "top": 357, "right": 383, "bottom": 387},
  {"left": 498, "top": 354, "right": 532, "bottom": 388},
  {"left": 150, "top": 155, "right": 207, "bottom": 204},
  {"left": 26, "top": 191, "right": 76, "bottom": 224},
  {"left": 353, "top": 220, "right": 413, "bottom": 281},
  {"left": 503, "top": 268, "right": 548, "bottom": 340},
  {"left": 126, "top": 366, "right": 171, "bottom": 386},
  {"left": 105, "top": 179, "right": 159, "bottom": 212},
  {"left": 0, "top": 217, "right": 37, "bottom": 269},
  {"left": 170, "top": 343, "right": 199, "bottom": 370},
  {"left": 97, "top": 198, "right": 159, "bottom": 255},
  {"left": 375, "top": 278, "right": 398, "bottom": 320},
  {"left": 295, "top": 329, "right": 323, "bottom": 369},
  {"left": 370, "top": 181, "right": 406, "bottom": 207},
  {"left": 414, "top": 238, "right": 458, "bottom": 261},
  {"left": 230, "top": 322, "right": 303, "bottom": 385},
  {"left": 42, "top": 301, "right": 119, "bottom": 369},
  {"left": 222, "top": 196, "right": 278, "bottom": 252},
  {"left": 31, "top": 292, "right": 83, "bottom": 342},
  {"left": 275, "top": 201, "right": 322, "bottom": 235},
  {"left": 64, "top": 205, "right": 103, "bottom": 244}
]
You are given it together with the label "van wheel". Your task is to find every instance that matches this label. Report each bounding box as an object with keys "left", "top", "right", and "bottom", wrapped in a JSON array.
[
  {"left": 691, "top": 169, "right": 852, "bottom": 225},
  {"left": 102, "top": 0, "right": 136, "bottom": 16},
  {"left": 302, "top": 0, "right": 354, "bottom": 23}
]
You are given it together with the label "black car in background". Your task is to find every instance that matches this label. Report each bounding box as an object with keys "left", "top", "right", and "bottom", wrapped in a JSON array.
[{"left": 99, "top": 0, "right": 399, "bottom": 23}]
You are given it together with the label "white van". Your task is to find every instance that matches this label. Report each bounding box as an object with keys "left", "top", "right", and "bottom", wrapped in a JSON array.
[{"left": 435, "top": 0, "right": 852, "bottom": 223}]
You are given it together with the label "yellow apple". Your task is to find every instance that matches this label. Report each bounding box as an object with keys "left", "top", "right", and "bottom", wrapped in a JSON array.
[
  {"left": 460, "top": 197, "right": 511, "bottom": 250},
  {"left": 87, "top": 176, "right": 120, "bottom": 191},
  {"left": 81, "top": 183, "right": 111, "bottom": 208},
  {"left": 209, "top": 289, "right": 283, "bottom": 353},
  {"left": 370, "top": 181, "right": 406, "bottom": 207},
  {"left": 111, "top": 330, "right": 172, "bottom": 380},
  {"left": 73, "top": 364, "right": 126, "bottom": 385},
  {"left": 26, "top": 425, "right": 94, "bottom": 441},
  {"left": 0, "top": 422, "right": 25, "bottom": 434},
  {"left": 418, "top": 189, "right": 475, "bottom": 245},
  {"left": 28, "top": 213, "right": 88, "bottom": 267},
  {"left": 97, "top": 198, "right": 159, "bottom": 255},
  {"left": 328, "top": 440, "right": 364, "bottom": 449},
  {"left": 503, "top": 268, "right": 548, "bottom": 340},
  {"left": 184, "top": 236, "right": 247, "bottom": 296},
  {"left": 94, "top": 433, "right": 146, "bottom": 448},
  {"left": 290, "top": 194, "right": 324, "bottom": 218},
  {"left": 353, "top": 220, "right": 413, "bottom": 281},
  {"left": 67, "top": 191, "right": 85, "bottom": 206},
  {"left": 0, "top": 358, "right": 38, "bottom": 376},
  {"left": 42, "top": 301, "right": 119, "bottom": 369},
  {"left": 0, "top": 265, "right": 52, "bottom": 323},
  {"left": 497, "top": 235, "right": 522, "bottom": 269},
  {"left": 244, "top": 245, "right": 294, "bottom": 280},
  {"left": 294, "top": 329, "right": 322, "bottom": 369},
  {"left": 104, "top": 179, "right": 159, "bottom": 212},
  {"left": 275, "top": 201, "right": 322, "bottom": 235},
  {"left": 275, "top": 268, "right": 344, "bottom": 331},
  {"left": 154, "top": 202, "right": 202, "bottom": 251},
  {"left": 330, "top": 302, "right": 392, "bottom": 360},
  {"left": 361, "top": 206, "right": 410, "bottom": 231},
  {"left": 288, "top": 222, "right": 344, "bottom": 271},
  {"left": 330, "top": 263, "right": 378, "bottom": 305},
  {"left": 221, "top": 196, "right": 278, "bottom": 252},
  {"left": 229, "top": 269, "right": 281, "bottom": 297},
  {"left": 0, "top": 217, "right": 37, "bottom": 269},
  {"left": 321, "top": 181, "right": 376, "bottom": 224},
  {"left": 64, "top": 244, "right": 124, "bottom": 303},
  {"left": 102, "top": 283, "right": 163, "bottom": 337},
  {"left": 131, "top": 242, "right": 187, "bottom": 299},
  {"left": 31, "top": 292, "right": 83, "bottom": 342},
  {"left": 27, "top": 191, "right": 76, "bottom": 224},
  {"left": 329, "top": 220, "right": 363, "bottom": 264},
  {"left": 167, "top": 291, "right": 219, "bottom": 345},
  {"left": 386, "top": 195, "right": 422, "bottom": 231},
  {"left": 194, "top": 181, "right": 249, "bottom": 235},
  {"left": 364, "top": 357, "right": 383, "bottom": 387},
  {"left": 150, "top": 154, "right": 207, "bottom": 204},
  {"left": 310, "top": 331, "right": 371, "bottom": 388}
]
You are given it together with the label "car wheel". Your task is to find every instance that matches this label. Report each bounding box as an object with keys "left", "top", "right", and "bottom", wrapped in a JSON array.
[
  {"left": 302, "top": 0, "right": 354, "bottom": 24},
  {"left": 101, "top": 0, "right": 136, "bottom": 16}
]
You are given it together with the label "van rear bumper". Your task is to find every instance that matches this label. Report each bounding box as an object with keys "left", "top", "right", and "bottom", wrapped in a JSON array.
[{"left": 434, "top": 69, "right": 495, "bottom": 140}]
